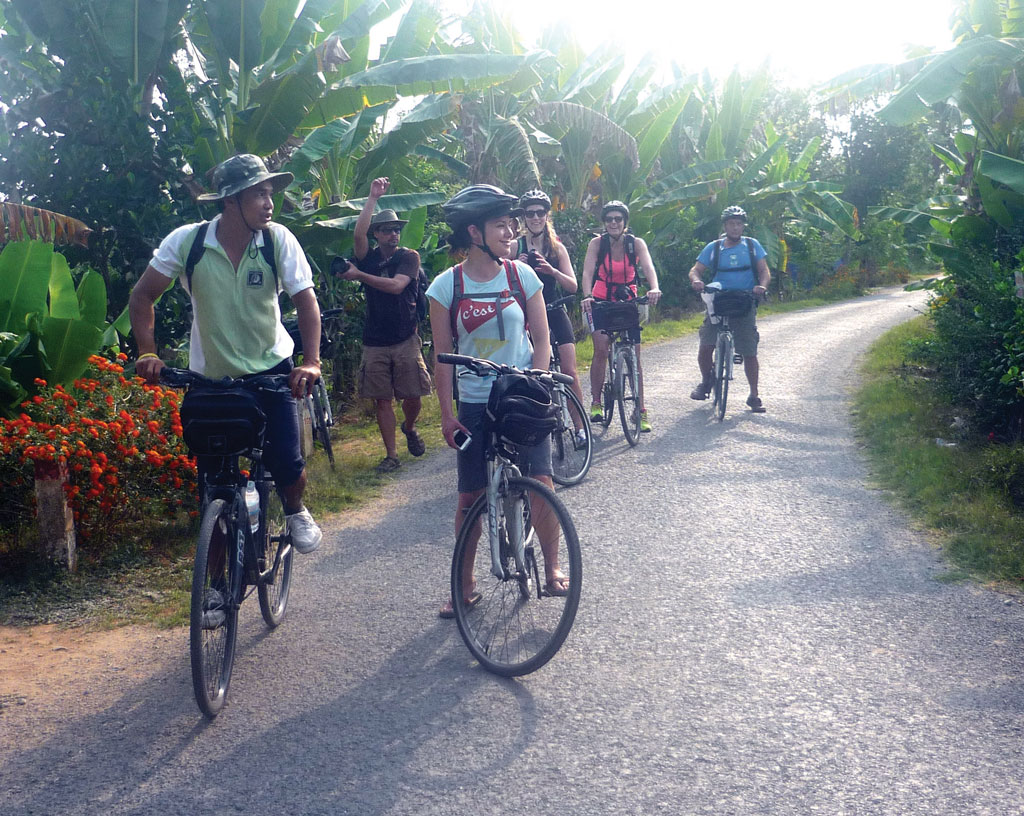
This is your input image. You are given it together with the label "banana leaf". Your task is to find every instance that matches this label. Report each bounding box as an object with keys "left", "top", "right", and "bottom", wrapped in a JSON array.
[{"left": 0, "top": 241, "right": 51, "bottom": 334}]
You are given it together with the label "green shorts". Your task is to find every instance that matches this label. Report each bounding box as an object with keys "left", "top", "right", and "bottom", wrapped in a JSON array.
[{"left": 698, "top": 308, "right": 759, "bottom": 358}]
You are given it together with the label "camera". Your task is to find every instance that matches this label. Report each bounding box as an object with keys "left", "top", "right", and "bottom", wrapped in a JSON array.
[
  {"left": 329, "top": 256, "right": 358, "bottom": 276},
  {"left": 526, "top": 249, "right": 542, "bottom": 269},
  {"left": 453, "top": 429, "right": 472, "bottom": 451}
]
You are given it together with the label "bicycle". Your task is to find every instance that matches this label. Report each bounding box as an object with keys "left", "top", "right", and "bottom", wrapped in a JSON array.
[
  {"left": 437, "top": 352, "right": 583, "bottom": 677},
  {"left": 547, "top": 295, "right": 592, "bottom": 486},
  {"left": 285, "top": 307, "right": 344, "bottom": 467},
  {"left": 162, "top": 367, "right": 295, "bottom": 718},
  {"left": 591, "top": 295, "right": 649, "bottom": 446},
  {"left": 700, "top": 287, "right": 755, "bottom": 422}
]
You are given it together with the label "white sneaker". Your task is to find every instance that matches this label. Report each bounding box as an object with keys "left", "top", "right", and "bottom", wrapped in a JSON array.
[{"left": 286, "top": 507, "right": 323, "bottom": 554}]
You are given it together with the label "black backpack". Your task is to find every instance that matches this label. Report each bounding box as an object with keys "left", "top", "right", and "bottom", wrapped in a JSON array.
[{"left": 184, "top": 221, "right": 278, "bottom": 293}]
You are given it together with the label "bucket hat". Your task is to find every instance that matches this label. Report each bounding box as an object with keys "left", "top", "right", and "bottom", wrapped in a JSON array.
[
  {"left": 370, "top": 209, "right": 409, "bottom": 228},
  {"left": 196, "top": 154, "right": 294, "bottom": 201}
]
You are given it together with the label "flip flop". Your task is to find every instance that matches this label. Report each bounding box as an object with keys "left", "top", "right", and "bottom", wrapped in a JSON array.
[
  {"left": 544, "top": 577, "right": 570, "bottom": 597},
  {"left": 438, "top": 591, "right": 482, "bottom": 619}
]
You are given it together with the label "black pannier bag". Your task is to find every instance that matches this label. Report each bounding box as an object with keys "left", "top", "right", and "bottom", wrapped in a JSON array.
[
  {"left": 712, "top": 290, "right": 754, "bottom": 318},
  {"left": 180, "top": 387, "right": 267, "bottom": 457},
  {"left": 485, "top": 373, "right": 559, "bottom": 448},
  {"left": 592, "top": 300, "right": 640, "bottom": 332}
]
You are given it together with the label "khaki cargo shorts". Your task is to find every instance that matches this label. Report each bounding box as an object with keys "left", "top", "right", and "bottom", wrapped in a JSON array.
[
  {"left": 698, "top": 308, "right": 760, "bottom": 358},
  {"left": 358, "top": 333, "right": 432, "bottom": 400}
]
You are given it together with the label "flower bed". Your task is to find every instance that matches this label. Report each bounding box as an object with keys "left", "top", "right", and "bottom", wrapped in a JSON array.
[{"left": 0, "top": 354, "right": 197, "bottom": 556}]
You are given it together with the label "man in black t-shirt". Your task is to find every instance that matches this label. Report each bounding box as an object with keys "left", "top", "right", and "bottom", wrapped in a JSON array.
[{"left": 339, "top": 177, "right": 432, "bottom": 473}]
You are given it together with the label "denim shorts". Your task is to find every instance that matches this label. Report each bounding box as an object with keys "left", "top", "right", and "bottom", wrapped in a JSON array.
[{"left": 456, "top": 401, "right": 552, "bottom": 493}]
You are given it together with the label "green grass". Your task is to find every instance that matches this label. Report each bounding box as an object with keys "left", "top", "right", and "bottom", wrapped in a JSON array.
[{"left": 854, "top": 315, "right": 1024, "bottom": 584}]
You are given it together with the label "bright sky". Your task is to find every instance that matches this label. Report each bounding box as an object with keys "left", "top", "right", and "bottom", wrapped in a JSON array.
[{"left": 445, "top": 0, "right": 958, "bottom": 87}]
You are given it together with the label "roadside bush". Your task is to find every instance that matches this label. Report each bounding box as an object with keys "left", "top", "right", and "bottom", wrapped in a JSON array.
[
  {"left": 923, "top": 243, "right": 1024, "bottom": 439},
  {"left": 0, "top": 354, "right": 197, "bottom": 560}
]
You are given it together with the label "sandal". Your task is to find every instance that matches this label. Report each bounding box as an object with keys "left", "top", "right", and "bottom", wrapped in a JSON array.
[
  {"left": 375, "top": 456, "right": 401, "bottom": 474},
  {"left": 544, "top": 572, "right": 570, "bottom": 597},
  {"left": 746, "top": 396, "right": 766, "bottom": 413},
  {"left": 400, "top": 422, "right": 426, "bottom": 457},
  {"left": 438, "top": 591, "right": 482, "bottom": 619}
]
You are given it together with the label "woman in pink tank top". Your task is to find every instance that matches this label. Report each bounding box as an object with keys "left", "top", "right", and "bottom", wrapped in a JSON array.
[{"left": 580, "top": 201, "right": 662, "bottom": 432}]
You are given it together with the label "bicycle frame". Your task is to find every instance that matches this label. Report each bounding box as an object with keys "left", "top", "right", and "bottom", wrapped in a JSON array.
[{"left": 485, "top": 441, "right": 524, "bottom": 580}]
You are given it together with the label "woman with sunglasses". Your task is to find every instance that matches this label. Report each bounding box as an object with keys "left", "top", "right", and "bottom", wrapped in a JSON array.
[
  {"left": 427, "top": 184, "right": 568, "bottom": 617},
  {"left": 580, "top": 200, "right": 661, "bottom": 432},
  {"left": 516, "top": 190, "right": 587, "bottom": 448}
]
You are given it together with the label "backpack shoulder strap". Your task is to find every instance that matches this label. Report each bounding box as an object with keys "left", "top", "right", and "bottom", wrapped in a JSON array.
[
  {"left": 710, "top": 238, "right": 723, "bottom": 274},
  {"left": 625, "top": 233, "right": 637, "bottom": 272},
  {"left": 260, "top": 228, "right": 278, "bottom": 286},
  {"left": 449, "top": 263, "right": 464, "bottom": 350},
  {"left": 517, "top": 236, "right": 528, "bottom": 257},
  {"left": 745, "top": 237, "right": 758, "bottom": 283},
  {"left": 184, "top": 221, "right": 210, "bottom": 294},
  {"left": 596, "top": 233, "right": 611, "bottom": 280},
  {"left": 504, "top": 259, "right": 528, "bottom": 317}
]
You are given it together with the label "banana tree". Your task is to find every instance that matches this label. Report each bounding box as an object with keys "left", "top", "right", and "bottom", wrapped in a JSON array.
[{"left": 0, "top": 241, "right": 111, "bottom": 416}]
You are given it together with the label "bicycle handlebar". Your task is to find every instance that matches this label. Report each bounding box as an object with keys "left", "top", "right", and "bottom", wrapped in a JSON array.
[
  {"left": 546, "top": 295, "right": 576, "bottom": 311},
  {"left": 159, "top": 367, "right": 291, "bottom": 392},
  {"left": 436, "top": 353, "right": 573, "bottom": 386}
]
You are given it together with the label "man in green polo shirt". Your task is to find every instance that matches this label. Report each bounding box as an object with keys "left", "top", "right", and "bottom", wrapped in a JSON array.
[{"left": 129, "top": 154, "right": 324, "bottom": 554}]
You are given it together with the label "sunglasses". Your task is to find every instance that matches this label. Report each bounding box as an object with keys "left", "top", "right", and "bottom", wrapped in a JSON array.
[
  {"left": 604, "top": 215, "right": 624, "bottom": 223},
  {"left": 524, "top": 209, "right": 548, "bottom": 218},
  {"left": 376, "top": 226, "right": 403, "bottom": 234}
]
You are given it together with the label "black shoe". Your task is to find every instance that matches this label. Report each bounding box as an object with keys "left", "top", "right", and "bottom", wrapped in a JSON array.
[
  {"left": 690, "top": 381, "right": 712, "bottom": 400},
  {"left": 746, "top": 395, "right": 766, "bottom": 413},
  {"left": 202, "top": 588, "right": 227, "bottom": 629}
]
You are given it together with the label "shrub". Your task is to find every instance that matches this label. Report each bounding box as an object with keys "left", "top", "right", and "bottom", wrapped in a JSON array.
[{"left": 0, "top": 354, "right": 197, "bottom": 558}]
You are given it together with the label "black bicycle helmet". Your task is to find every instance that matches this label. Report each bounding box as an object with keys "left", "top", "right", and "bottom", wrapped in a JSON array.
[
  {"left": 485, "top": 374, "right": 559, "bottom": 448},
  {"left": 520, "top": 189, "right": 551, "bottom": 210},
  {"left": 721, "top": 205, "right": 747, "bottom": 222},
  {"left": 602, "top": 200, "right": 630, "bottom": 221},
  {"left": 443, "top": 184, "right": 522, "bottom": 229}
]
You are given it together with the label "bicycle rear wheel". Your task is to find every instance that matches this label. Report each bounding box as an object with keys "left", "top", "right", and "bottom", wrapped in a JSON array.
[
  {"left": 257, "top": 481, "right": 293, "bottom": 627},
  {"left": 551, "top": 386, "right": 592, "bottom": 487},
  {"left": 311, "top": 378, "right": 335, "bottom": 467},
  {"left": 617, "top": 347, "right": 641, "bottom": 446},
  {"left": 190, "top": 498, "right": 239, "bottom": 719},
  {"left": 452, "top": 477, "right": 582, "bottom": 677}
]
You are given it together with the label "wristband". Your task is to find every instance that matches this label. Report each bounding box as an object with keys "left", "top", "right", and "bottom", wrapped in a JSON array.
[{"left": 137, "top": 353, "right": 159, "bottom": 361}]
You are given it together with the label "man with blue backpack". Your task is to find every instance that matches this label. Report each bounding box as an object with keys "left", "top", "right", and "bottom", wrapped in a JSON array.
[
  {"left": 336, "top": 177, "right": 432, "bottom": 473},
  {"left": 688, "top": 205, "right": 771, "bottom": 413}
]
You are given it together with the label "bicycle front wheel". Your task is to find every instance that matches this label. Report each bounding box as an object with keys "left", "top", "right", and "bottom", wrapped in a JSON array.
[
  {"left": 452, "top": 477, "right": 582, "bottom": 677},
  {"left": 551, "top": 386, "right": 592, "bottom": 487},
  {"left": 190, "top": 498, "right": 239, "bottom": 719},
  {"left": 312, "top": 378, "right": 335, "bottom": 467},
  {"left": 617, "top": 347, "right": 641, "bottom": 446},
  {"left": 257, "top": 482, "right": 293, "bottom": 627},
  {"left": 601, "top": 349, "right": 615, "bottom": 428},
  {"left": 714, "top": 333, "right": 729, "bottom": 421}
]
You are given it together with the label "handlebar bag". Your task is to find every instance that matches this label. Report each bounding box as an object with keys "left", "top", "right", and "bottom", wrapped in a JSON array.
[
  {"left": 180, "top": 387, "right": 267, "bottom": 456},
  {"left": 485, "top": 373, "right": 559, "bottom": 448},
  {"left": 592, "top": 300, "right": 640, "bottom": 332},
  {"left": 712, "top": 290, "right": 754, "bottom": 318}
]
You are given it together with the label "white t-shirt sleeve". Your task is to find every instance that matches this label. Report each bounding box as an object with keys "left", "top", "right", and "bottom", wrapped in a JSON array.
[
  {"left": 272, "top": 224, "right": 314, "bottom": 296},
  {"left": 514, "top": 261, "right": 544, "bottom": 300},
  {"left": 426, "top": 267, "right": 455, "bottom": 308},
  {"left": 149, "top": 223, "right": 197, "bottom": 281}
]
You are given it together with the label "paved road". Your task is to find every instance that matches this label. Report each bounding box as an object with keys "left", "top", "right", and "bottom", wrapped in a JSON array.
[{"left": 6, "top": 287, "right": 1024, "bottom": 815}]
